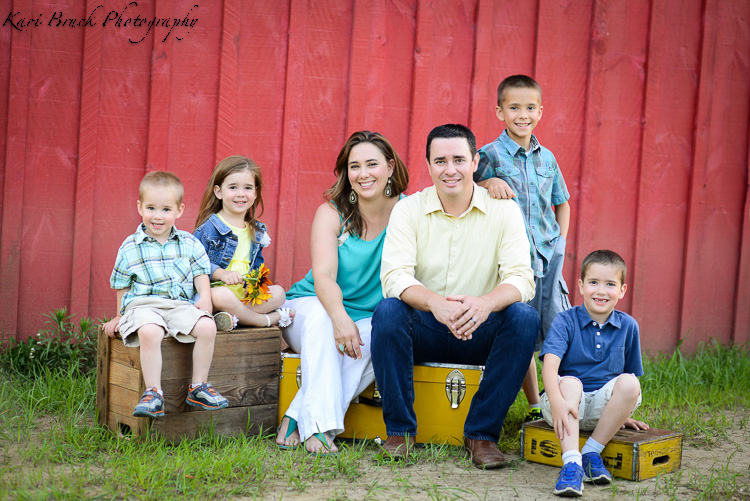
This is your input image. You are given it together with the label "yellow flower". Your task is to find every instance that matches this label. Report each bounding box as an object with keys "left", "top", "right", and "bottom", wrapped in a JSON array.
[{"left": 241, "top": 264, "right": 274, "bottom": 305}]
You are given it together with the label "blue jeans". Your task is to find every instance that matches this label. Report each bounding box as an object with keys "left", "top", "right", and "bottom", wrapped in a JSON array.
[{"left": 371, "top": 297, "right": 539, "bottom": 442}]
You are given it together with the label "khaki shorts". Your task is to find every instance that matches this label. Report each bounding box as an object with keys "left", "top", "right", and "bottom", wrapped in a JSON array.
[
  {"left": 118, "top": 297, "right": 211, "bottom": 348},
  {"left": 540, "top": 374, "right": 642, "bottom": 431}
]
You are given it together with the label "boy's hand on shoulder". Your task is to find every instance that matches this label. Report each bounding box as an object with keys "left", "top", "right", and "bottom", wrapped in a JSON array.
[
  {"left": 103, "top": 316, "right": 121, "bottom": 338},
  {"left": 622, "top": 417, "right": 649, "bottom": 431},
  {"left": 480, "top": 178, "right": 516, "bottom": 199}
]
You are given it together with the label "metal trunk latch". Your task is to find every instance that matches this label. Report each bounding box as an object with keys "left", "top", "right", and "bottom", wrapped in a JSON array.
[
  {"left": 296, "top": 365, "right": 302, "bottom": 389},
  {"left": 445, "top": 369, "right": 466, "bottom": 409}
]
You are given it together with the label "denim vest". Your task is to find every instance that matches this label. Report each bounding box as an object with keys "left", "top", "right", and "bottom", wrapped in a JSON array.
[{"left": 194, "top": 214, "right": 268, "bottom": 277}]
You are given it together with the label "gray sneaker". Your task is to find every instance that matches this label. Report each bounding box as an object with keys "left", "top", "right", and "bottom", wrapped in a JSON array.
[
  {"left": 214, "top": 311, "right": 238, "bottom": 332},
  {"left": 133, "top": 388, "right": 165, "bottom": 418},
  {"left": 186, "top": 382, "right": 229, "bottom": 410}
]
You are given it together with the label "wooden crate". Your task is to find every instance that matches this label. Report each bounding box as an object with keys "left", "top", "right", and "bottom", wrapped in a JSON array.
[
  {"left": 97, "top": 326, "right": 280, "bottom": 442},
  {"left": 521, "top": 420, "right": 682, "bottom": 481},
  {"left": 279, "top": 353, "right": 483, "bottom": 445}
]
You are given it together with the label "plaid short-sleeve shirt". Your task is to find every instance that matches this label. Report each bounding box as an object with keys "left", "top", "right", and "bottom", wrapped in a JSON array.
[
  {"left": 474, "top": 130, "right": 570, "bottom": 276},
  {"left": 110, "top": 224, "right": 211, "bottom": 312}
]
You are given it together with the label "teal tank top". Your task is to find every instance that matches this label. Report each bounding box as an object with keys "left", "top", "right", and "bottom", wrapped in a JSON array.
[{"left": 287, "top": 217, "right": 388, "bottom": 322}]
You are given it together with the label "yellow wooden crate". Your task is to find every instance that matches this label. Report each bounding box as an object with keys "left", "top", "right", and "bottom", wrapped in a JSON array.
[
  {"left": 96, "top": 327, "right": 281, "bottom": 443},
  {"left": 279, "top": 353, "right": 483, "bottom": 445},
  {"left": 521, "top": 420, "right": 682, "bottom": 481}
]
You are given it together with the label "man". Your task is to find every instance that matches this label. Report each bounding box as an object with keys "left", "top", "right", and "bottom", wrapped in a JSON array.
[{"left": 371, "top": 124, "right": 539, "bottom": 468}]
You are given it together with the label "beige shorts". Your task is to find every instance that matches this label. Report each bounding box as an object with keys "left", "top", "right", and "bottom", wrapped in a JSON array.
[
  {"left": 118, "top": 297, "right": 211, "bottom": 348},
  {"left": 540, "top": 374, "right": 642, "bottom": 431}
]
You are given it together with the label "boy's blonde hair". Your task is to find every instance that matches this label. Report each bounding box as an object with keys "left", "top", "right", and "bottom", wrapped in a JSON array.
[
  {"left": 139, "top": 171, "right": 184, "bottom": 204},
  {"left": 580, "top": 250, "right": 628, "bottom": 284},
  {"left": 497, "top": 74, "right": 542, "bottom": 107}
]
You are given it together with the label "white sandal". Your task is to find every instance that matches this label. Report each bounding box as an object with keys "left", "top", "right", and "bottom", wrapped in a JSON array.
[
  {"left": 276, "top": 307, "right": 294, "bottom": 328},
  {"left": 262, "top": 308, "right": 295, "bottom": 328}
]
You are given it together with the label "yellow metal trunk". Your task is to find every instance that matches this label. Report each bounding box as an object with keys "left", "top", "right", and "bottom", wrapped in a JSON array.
[{"left": 279, "top": 353, "right": 484, "bottom": 445}]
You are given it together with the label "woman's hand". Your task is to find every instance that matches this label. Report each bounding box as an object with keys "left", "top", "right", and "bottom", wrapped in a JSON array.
[{"left": 333, "top": 317, "right": 365, "bottom": 360}]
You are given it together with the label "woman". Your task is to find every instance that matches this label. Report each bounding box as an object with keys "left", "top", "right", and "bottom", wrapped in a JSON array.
[{"left": 276, "top": 131, "right": 409, "bottom": 454}]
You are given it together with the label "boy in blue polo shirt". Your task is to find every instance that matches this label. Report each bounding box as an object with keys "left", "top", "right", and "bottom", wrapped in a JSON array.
[
  {"left": 103, "top": 171, "right": 228, "bottom": 418},
  {"left": 540, "top": 250, "right": 648, "bottom": 497},
  {"left": 474, "top": 74, "right": 571, "bottom": 421}
]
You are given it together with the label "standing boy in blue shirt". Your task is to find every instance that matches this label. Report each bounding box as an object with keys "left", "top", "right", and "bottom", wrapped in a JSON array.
[
  {"left": 540, "top": 250, "right": 648, "bottom": 496},
  {"left": 103, "top": 171, "right": 228, "bottom": 418},
  {"left": 474, "top": 74, "right": 571, "bottom": 421}
]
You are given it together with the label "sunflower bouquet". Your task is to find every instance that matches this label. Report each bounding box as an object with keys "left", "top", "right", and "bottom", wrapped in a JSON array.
[{"left": 241, "top": 263, "right": 273, "bottom": 306}]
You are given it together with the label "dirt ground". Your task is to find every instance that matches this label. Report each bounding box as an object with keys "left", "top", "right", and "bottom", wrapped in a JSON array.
[
  {"left": 3, "top": 418, "right": 748, "bottom": 500},
  {"left": 264, "top": 427, "right": 750, "bottom": 500}
]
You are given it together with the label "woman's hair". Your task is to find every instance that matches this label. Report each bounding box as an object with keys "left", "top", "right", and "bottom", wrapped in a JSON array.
[
  {"left": 195, "top": 155, "right": 264, "bottom": 240},
  {"left": 325, "top": 131, "right": 408, "bottom": 238}
]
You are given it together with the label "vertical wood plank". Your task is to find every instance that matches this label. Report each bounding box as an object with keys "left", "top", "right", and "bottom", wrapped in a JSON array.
[
  {"left": 469, "top": 0, "right": 538, "bottom": 147},
  {"left": 680, "top": 0, "right": 750, "bottom": 351},
  {"left": 215, "top": 0, "right": 240, "bottom": 162},
  {"left": 573, "top": 0, "right": 650, "bottom": 312},
  {"left": 734, "top": 133, "right": 750, "bottom": 346},
  {"left": 407, "top": 0, "right": 477, "bottom": 192},
  {"left": 533, "top": 0, "right": 593, "bottom": 291},
  {"left": 70, "top": 0, "right": 105, "bottom": 319},
  {"left": 145, "top": 1, "right": 173, "bottom": 173},
  {"left": 345, "top": 0, "right": 416, "bottom": 163},
  {"left": 631, "top": 0, "right": 701, "bottom": 353},
  {"left": 88, "top": 1, "right": 154, "bottom": 323},
  {"left": 274, "top": 0, "right": 309, "bottom": 287},
  {"left": 0, "top": 0, "right": 32, "bottom": 336},
  {"left": 225, "top": 0, "right": 290, "bottom": 275}
]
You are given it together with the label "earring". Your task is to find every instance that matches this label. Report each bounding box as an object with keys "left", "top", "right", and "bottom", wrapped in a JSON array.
[
  {"left": 349, "top": 189, "right": 358, "bottom": 204},
  {"left": 384, "top": 177, "right": 393, "bottom": 197}
]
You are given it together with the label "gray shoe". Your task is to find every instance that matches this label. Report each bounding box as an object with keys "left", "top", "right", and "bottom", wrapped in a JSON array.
[
  {"left": 186, "top": 382, "right": 229, "bottom": 410},
  {"left": 133, "top": 388, "right": 165, "bottom": 418},
  {"left": 214, "top": 311, "right": 237, "bottom": 332}
]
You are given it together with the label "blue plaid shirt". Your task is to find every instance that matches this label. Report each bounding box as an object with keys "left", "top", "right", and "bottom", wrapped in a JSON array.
[
  {"left": 474, "top": 130, "right": 569, "bottom": 276},
  {"left": 110, "top": 224, "right": 211, "bottom": 312}
]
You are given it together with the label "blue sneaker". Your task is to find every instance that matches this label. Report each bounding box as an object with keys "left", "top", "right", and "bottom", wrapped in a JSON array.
[
  {"left": 186, "top": 382, "right": 229, "bottom": 410},
  {"left": 133, "top": 388, "right": 165, "bottom": 418},
  {"left": 582, "top": 452, "right": 612, "bottom": 484},
  {"left": 554, "top": 462, "right": 584, "bottom": 497}
]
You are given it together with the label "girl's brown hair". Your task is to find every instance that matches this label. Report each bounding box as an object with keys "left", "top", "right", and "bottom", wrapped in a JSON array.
[
  {"left": 325, "top": 131, "right": 408, "bottom": 238},
  {"left": 195, "top": 155, "right": 264, "bottom": 240}
]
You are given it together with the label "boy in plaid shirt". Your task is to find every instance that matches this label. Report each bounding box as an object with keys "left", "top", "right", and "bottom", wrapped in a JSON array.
[
  {"left": 103, "top": 171, "right": 228, "bottom": 418},
  {"left": 474, "top": 74, "right": 571, "bottom": 422}
]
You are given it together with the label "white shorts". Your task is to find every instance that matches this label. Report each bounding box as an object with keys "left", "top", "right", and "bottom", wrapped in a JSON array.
[
  {"left": 540, "top": 374, "right": 642, "bottom": 431},
  {"left": 118, "top": 297, "right": 210, "bottom": 347}
]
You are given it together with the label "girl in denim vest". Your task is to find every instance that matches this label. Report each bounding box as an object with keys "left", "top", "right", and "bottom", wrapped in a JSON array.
[{"left": 194, "top": 155, "right": 293, "bottom": 330}]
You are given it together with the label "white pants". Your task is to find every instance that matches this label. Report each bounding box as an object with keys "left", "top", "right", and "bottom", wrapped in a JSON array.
[{"left": 280, "top": 296, "right": 375, "bottom": 441}]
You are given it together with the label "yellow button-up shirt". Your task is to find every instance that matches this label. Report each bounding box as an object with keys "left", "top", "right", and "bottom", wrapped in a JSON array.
[{"left": 381, "top": 184, "right": 535, "bottom": 302}]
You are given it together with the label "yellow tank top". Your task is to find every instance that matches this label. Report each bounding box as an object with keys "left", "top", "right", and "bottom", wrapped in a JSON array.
[{"left": 213, "top": 213, "right": 251, "bottom": 301}]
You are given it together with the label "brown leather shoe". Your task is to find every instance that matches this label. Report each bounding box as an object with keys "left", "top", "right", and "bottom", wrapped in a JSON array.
[
  {"left": 381, "top": 435, "right": 411, "bottom": 459},
  {"left": 464, "top": 438, "right": 505, "bottom": 469}
]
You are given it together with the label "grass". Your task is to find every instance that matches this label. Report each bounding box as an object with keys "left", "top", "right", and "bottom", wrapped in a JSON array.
[{"left": 0, "top": 340, "right": 748, "bottom": 499}]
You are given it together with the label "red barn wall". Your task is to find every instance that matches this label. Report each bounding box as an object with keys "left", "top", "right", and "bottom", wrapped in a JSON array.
[{"left": 1, "top": 0, "right": 748, "bottom": 354}]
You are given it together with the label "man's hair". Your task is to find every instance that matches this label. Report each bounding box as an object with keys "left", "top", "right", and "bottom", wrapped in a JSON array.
[
  {"left": 497, "top": 74, "right": 542, "bottom": 107},
  {"left": 425, "top": 123, "right": 477, "bottom": 160},
  {"left": 580, "top": 250, "right": 627, "bottom": 284},
  {"left": 139, "top": 171, "right": 184, "bottom": 204}
]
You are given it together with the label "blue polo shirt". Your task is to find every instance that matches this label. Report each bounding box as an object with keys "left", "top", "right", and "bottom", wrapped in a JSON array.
[{"left": 540, "top": 305, "right": 643, "bottom": 392}]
